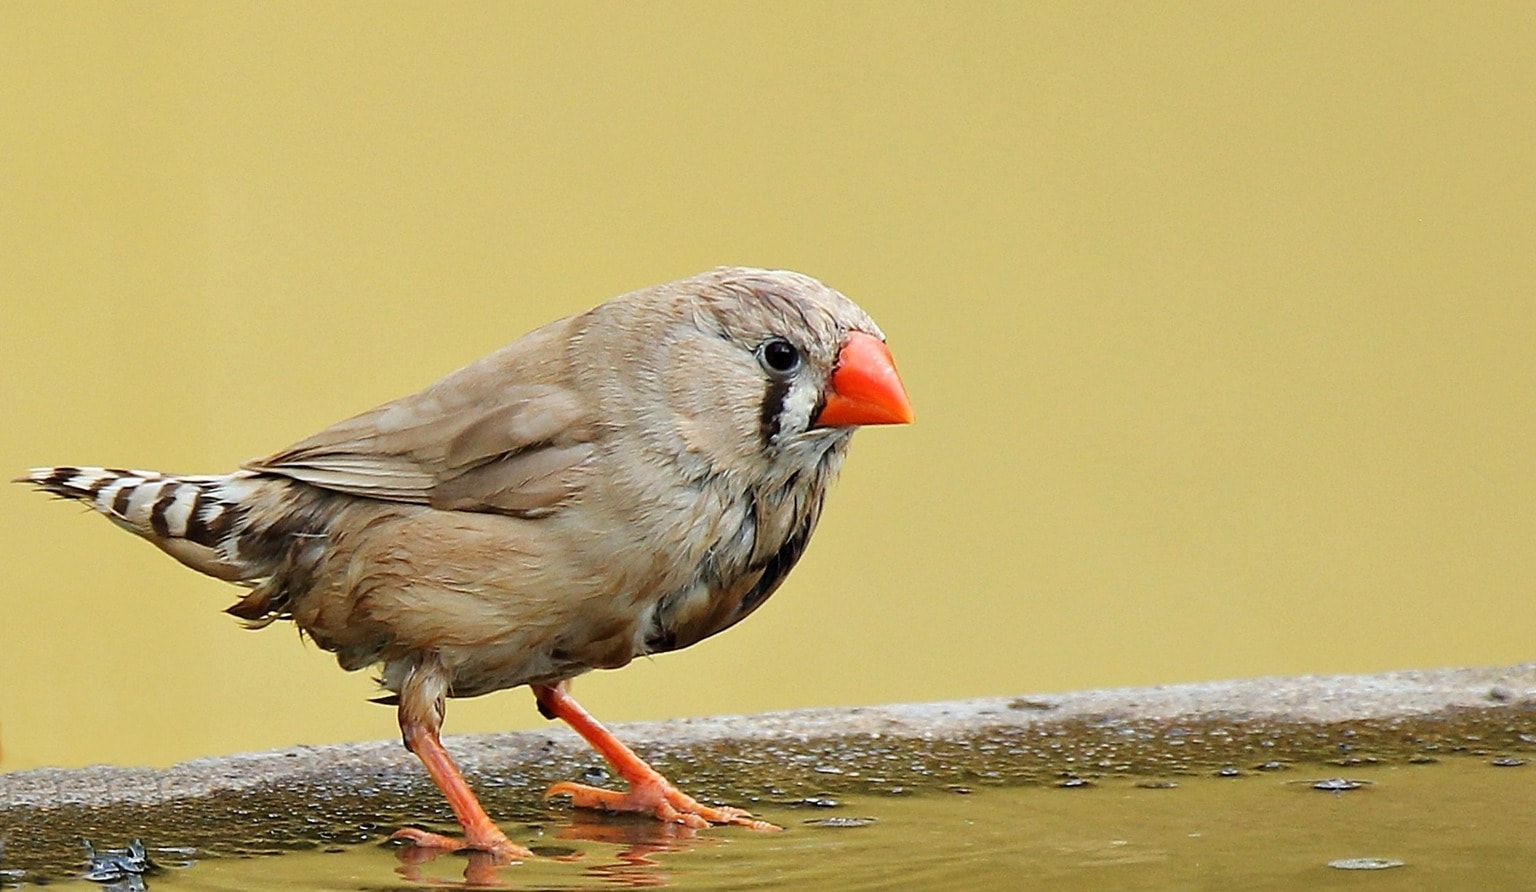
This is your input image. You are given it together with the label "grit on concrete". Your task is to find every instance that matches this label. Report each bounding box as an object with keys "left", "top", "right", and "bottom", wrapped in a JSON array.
[{"left": 2, "top": 664, "right": 1535, "bottom": 879}]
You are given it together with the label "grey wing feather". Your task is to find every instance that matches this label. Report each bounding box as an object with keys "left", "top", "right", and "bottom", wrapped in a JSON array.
[{"left": 244, "top": 319, "right": 598, "bottom": 516}]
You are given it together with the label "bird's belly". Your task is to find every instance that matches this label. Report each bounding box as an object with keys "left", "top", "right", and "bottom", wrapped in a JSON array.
[
  {"left": 295, "top": 504, "right": 707, "bottom": 695},
  {"left": 288, "top": 464, "right": 778, "bottom": 696}
]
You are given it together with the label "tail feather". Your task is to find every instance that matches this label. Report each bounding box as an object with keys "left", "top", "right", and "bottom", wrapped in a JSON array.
[{"left": 20, "top": 465, "right": 254, "bottom": 580}]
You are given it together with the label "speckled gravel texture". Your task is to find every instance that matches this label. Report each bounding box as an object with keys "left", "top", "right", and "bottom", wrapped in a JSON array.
[{"left": 2, "top": 664, "right": 1534, "bottom": 880}]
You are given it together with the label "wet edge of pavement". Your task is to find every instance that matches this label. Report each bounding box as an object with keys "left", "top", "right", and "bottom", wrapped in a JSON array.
[{"left": 2, "top": 663, "right": 1534, "bottom": 880}]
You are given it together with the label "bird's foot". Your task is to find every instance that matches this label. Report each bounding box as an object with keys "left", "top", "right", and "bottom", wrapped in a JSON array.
[
  {"left": 389, "top": 825, "right": 533, "bottom": 862},
  {"left": 545, "top": 778, "right": 780, "bottom": 831}
]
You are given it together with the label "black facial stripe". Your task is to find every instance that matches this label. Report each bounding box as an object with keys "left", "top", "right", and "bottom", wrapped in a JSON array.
[{"left": 760, "top": 375, "right": 791, "bottom": 445}]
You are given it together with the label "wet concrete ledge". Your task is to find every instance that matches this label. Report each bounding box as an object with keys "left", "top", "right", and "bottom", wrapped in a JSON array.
[{"left": 3, "top": 664, "right": 1535, "bottom": 878}]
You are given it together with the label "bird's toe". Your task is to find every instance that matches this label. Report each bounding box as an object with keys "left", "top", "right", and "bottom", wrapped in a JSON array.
[{"left": 547, "top": 777, "right": 781, "bottom": 831}]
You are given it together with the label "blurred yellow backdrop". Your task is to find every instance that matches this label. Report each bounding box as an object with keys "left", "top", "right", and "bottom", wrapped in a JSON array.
[{"left": 2, "top": 3, "right": 1533, "bottom": 772}]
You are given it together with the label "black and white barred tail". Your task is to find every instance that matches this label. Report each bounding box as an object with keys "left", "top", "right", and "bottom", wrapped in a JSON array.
[{"left": 20, "top": 466, "right": 258, "bottom": 581}]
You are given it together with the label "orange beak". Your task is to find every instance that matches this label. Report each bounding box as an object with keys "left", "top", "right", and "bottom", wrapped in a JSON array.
[{"left": 813, "top": 331, "right": 915, "bottom": 427}]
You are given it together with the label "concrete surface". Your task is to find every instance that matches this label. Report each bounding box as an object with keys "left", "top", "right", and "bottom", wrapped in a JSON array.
[{"left": 2, "top": 664, "right": 1534, "bottom": 881}]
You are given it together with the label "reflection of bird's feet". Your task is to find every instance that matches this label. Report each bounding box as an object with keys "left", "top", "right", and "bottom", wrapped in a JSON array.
[
  {"left": 389, "top": 825, "right": 533, "bottom": 862},
  {"left": 546, "top": 776, "right": 781, "bottom": 831},
  {"left": 392, "top": 836, "right": 521, "bottom": 888}
]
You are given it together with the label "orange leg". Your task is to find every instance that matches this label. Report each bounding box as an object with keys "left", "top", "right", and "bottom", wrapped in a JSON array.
[
  {"left": 534, "top": 682, "right": 779, "bottom": 831},
  {"left": 389, "top": 718, "right": 533, "bottom": 862}
]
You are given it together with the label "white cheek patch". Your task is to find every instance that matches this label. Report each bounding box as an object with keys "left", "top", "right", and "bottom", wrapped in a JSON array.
[{"left": 777, "top": 380, "right": 823, "bottom": 437}]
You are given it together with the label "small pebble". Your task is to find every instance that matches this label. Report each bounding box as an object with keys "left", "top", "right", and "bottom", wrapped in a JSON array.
[
  {"left": 82, "top": 839, "right": 155, "bottom": 883},
  {"left": 1328, "top": 858, "right": 1405, "bottom": 871},
  {"left": 804, "top": 816, "right": 877, "bottom": 828},
  {"left": 1309, "top": 778, "right": 1371, "bottom": 792}
]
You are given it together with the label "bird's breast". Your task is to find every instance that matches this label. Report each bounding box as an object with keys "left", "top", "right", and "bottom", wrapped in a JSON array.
[{"left": 634, "top": 467, "right": 831, "bottom": 658}]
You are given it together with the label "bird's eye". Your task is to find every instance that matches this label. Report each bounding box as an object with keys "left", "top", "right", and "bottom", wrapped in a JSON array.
[{"left": 758, "top": 338, "right": 801, "bottom": 375}]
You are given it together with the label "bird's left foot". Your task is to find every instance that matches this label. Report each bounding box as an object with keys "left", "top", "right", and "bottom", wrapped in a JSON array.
[
  {"left": 545, "top": 776, "right": 780, "bottom": 831},
  {"left": 388, "top": 825, "right": 533, "bottom": 862}
]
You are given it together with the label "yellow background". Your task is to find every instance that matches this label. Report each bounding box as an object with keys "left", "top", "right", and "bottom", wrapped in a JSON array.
[{"left": 2, "top": 4, "right": 1533, "bottom": 772}]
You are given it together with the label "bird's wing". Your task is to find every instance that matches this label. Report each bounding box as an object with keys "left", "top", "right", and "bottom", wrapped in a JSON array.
[{"left": 244, "top": 318, "right": 598, "bottom": 516}]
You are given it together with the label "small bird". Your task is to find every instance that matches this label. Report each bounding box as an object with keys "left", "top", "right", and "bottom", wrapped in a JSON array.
[{"left": 19, "top": 267, "right": 912, "bottom": 860}]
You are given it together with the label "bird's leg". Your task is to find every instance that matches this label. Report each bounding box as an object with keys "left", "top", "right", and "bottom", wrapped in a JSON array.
[
  {"left": 534, "top": 681, "right": 779, "bottom": 831},
  {"left": 388, "top": 662, "right": 532, "bottom": 861},
  {"left": 391, "top": 723, "right": 532, "bottom": 859}
]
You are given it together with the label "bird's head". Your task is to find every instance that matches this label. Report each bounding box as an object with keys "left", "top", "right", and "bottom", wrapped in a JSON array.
[{"left": 586, "top": 267, "right": 913, "bottom": 477}]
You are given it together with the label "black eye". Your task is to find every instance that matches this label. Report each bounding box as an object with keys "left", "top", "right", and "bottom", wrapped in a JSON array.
[{"left": 758, "top": 338, "right": 801, "bottom": 375}]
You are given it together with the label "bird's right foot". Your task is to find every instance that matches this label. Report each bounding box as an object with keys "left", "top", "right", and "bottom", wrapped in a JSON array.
[{"left": 546, "top": 776, "right": 780, "bottom": 831}]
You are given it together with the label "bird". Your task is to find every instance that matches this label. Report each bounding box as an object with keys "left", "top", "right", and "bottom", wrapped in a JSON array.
[{"left": 18, "top": 267, "right": 913, "bottom": 862}]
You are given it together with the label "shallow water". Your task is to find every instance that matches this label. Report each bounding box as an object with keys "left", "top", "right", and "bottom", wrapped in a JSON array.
[{"left": 7, "top": 756, "right": 1531, "bottom": 890}]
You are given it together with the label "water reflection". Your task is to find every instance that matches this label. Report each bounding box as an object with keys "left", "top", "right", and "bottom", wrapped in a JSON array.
[
  {"left": 556, "top": 811, "right": 717, "bottom": 888},
  {"left": 393, "top": 810, "right": 713, "bottom": 887},
  {"left": 12, "top": 758, "right": 1534, "bottom": 890}
]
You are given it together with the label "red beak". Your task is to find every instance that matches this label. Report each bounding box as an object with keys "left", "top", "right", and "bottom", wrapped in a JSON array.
[{"left": 814, "top": 331, "right": 915, "bottom": 427}]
